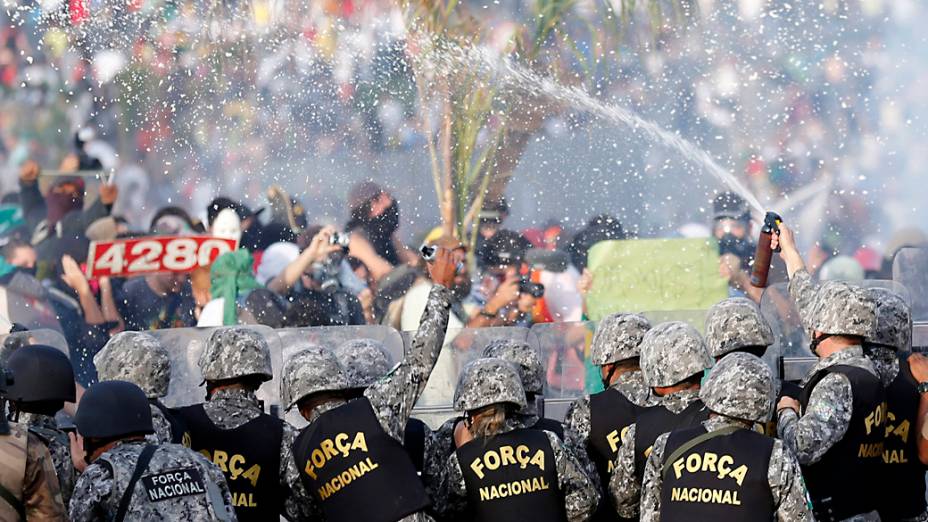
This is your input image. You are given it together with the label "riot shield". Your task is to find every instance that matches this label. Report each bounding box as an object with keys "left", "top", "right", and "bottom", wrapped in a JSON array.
[
  {"left": 527, "top": 321, "right": 597, "bottom": 423},
  {"left": 893, "top": 248, "right": 928, "bottom": 323},
  {"left": 276, "top": 325, "right": 405, "bottom": 428},
  {"left": 640, "top": 310, "right": 708, "bottom": 333},
  {"left": 406, "top": 326, "right": 530, "bottom": 427},
  {"left": 0, "top": 272, "right": 63, "bottom": 332},
  {"left": 760, "top": 282, "right": 811, "bottom": 381},
  {"left": 0, "top": 328, "right": 70, "bottom": 362},
  {"left": 150, "top": 326, "right": 284, "bottom": 416}
]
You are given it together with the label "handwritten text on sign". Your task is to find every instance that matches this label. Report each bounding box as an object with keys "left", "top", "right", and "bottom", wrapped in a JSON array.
[{"left": 86, "top": 236, "right": 238, "bottom": 278}]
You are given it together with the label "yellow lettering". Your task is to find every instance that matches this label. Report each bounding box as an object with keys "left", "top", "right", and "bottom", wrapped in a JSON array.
[
  {"left": 499, "top": 446, "right": 516, "bottom": 467},
  {"left": 529, "top": 450, "right": 545, "bottom": 471},
  {"left": 717, "top": 455, "right": 733, "bottom": 478},
  {"left": 702, "top": 452, "right": 718, "bottom": 473},
  {"left": 311, "top": 449, "right": 326, "bottom": 469},
  {"left": 470, "top": 458, "right": 486, "bottom": 480},
  {"left": 479, "top": 487, "right": 490, "bottom": 501},
  {"left": 607, "top": 430, "right": 621, "bottom": 454},
  {"left": 321, "top": 439, "right": 338, "bottom": 460},
  {"left": 686, "top": 453, "right": 700, "bottom": 473},
  {"left": 672, "top": 458, "right": 686, "bottom": 479},
  {"left": 516, "top": 445, "right": 530, "bottom": 469},
  {"left": 351, "top": 432, "right": 368, "bottom": 453},
  {"left": 241, "top": 464, "right": 261, "bottom": 488},
  {"left": 214, "top": 450, "right": 229, "bottom": 472},
  {"left": 228, "top": 454, "right": 245, "bottom": 480},
  {"left": 485, "top": 450, "right": 501, "bottom": 471},
  {"left": 728, "top": 465, "right": 748, "bottom": 487},
  {"left": 304, "top": 460, "right": 317, "bottom": 480},
  {"left": 335, "top": 433, "right": 350, "bottom": 457}
]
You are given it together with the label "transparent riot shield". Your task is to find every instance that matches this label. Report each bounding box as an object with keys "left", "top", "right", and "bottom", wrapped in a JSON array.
[
  {"left": 894, "top": 247, "right": 928, "bottom": 323},
  {"left": 0, "top": 328, "right": 70, "bottom": 361},
  {"left": 406, "top": 326, "right": 530, "bottom": 428},
  {"left": 276, "top": 326, "right": 405, "bottom": 429},
  {"left": 0, "top": 272, "right": 63, "bottom": 332},
  {"left": 151, "top": 326, "right": 284, "bottom": 417},
  {"left": 528, "top": 321, "right": 597, "bottom": 423},
  {"left": 641, "top": 310, "right": 708, "bottom": 333},
  {"left": 760, "top": 283, "right": 812, "bottom": 381}
]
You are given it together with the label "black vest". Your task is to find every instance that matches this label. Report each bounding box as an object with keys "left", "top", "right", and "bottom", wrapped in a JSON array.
[
  {"left": 799, "top": 364, "right": 886, "bottom": 520},
  {"left": 533, "top": 417, "right": 565, "bottom": 441},
  {"left": 660, "top": 426, "right": 775, "bottom": 521},
  {"left": 634, "top": 399, "right": 709, "bottom": 482},
  {"left": 457, "top": 428, "right": 566, "bottom": 522},
  {"left": 877, "top": 358, "right": 926, "bottom": 520},
  {"left": 293, "top": 398, "right": 430, "bottom": 522},
  {"left": 174, "top": 403, "right": 284, "bottom": 521},
  {"left": 152, "top": 401, "right": 190, "bottom": 445},
  {"left": 589, "top": 388, "right": 645, "bottom": 480},
  {"left": 403, "top": 417, "right": 428, "bottom": 474}
]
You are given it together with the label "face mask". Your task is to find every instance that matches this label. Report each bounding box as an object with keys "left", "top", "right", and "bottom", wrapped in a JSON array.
[
  {"left": 211, "top": 208, "right": 242, "bottom": 244},
  {"left": 373, "top": 201, "right": 400, "bottom": 236}
]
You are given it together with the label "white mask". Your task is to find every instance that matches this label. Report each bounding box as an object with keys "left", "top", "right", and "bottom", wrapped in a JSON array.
[{"left": 211, "top": 208, "right": 242, "bottom": 244}]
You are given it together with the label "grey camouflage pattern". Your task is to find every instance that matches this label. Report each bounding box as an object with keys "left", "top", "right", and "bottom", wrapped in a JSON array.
[
  {"left": 334, "top": 338, "right": 394, "bottom": 389},
  {"left": 640, "top": 322, "right": 713, "bottom": 388},
  {"left": 23, "top": 413, "right": 76, "bottom": 507},
  {"left": 777, "top": 346, "right": 876, "bottom": 465},
  {"left": 481, "top": 338, "right": 545, "bottom": 394},
  {"left": 148, "top": 403, "right": 175, "bottom": 444},
  {"left": 700, "top": 352, "right": 776, "bottom": 422},
  {"left": 280, "top": 347, "right": 349, "bottom": 409},
  {"left": 68, "top": 440, "right": 236, "bottom": 521},
  {"left": 453, "top": 357, "right": 527, "bottom": 412},
  {"left": 202, "top": 388, "right": 314, "bottom": 521},
  {"left": 608, "top": 388, "right": 702, "bottom": 518},
  {"left": 806, "top": 280, "right": 876, "bottom": 337},
  {"left": 199, "top": 327, "right": 273, "bottom": 382},
  {"left": 591, "top": 313, "right": 651, "bottom": 365},
  {"left": 436, "top": 420, "right": 599, "bottom": 522},
  {"left": 867, "top": 287, "right": 912, "bottom": 352},
  {"left": 704, "top": 298, "right": 774, "bottom": 358},
  {"left": 291, "top": 285, "right": 452, "bottom": 522},
  {"left": 639, "top": 416, "right": 814, "bottom": 522},
  {"left": 94, "top": 332, "right": 170, "bottom": 398},
  {"left": 866, "top": 345, "right": 900, "bottom": 388}
]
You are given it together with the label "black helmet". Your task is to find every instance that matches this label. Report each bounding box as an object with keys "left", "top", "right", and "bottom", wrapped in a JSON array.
[
  {"left": 712, "top": 192, "right": 750, "bottom": 222},
  {"left": 5, "top": 345, "right": 75, "bottom": 403},
  {"left": 482, "top": 230, "right": 532, "bottom": 268},
  {"left": 75, "top": 381, "right": 154, "bottom": 439}
]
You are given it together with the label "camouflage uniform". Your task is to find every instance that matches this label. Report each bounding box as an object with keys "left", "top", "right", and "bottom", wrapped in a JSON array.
[
  {"left": 334, "top": 338, "right": 394, "bottom": 389},
  {"left": 608, "top": 322, "right": 713, "bottom": 519},
  {"left": 19, "top": 413, "right": 75, "bottom": 507},
  {"left": 68, "top": 440, "right": 237, "bottom": 521},
  {"left": 703, "top": 298, "right": 774, "bottom": 359},
  {"left": 94, "top": 332, "right": 179, "bottom": 444},
  {"left": 0, "top": 421, "right": 67, "bottom": 521},
  {"left": 286, "top": 285, "right": 453, "bottom": 522},
  {"left": 865, "top": 287, "right": 912, "bottom": 387},
  {"left": 640, "top": 353, "right": 812, "bottom": 521},
  {"left": 436, "top": 358, "right": 599, "bottom": 522}
]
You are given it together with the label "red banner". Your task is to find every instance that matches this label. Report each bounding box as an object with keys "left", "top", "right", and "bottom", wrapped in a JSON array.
[{"left": 86, "top": 236, "right": 238, "bottom": 278}]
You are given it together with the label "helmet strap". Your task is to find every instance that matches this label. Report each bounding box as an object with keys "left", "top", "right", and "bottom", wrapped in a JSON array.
[{"left": 601, "top": 364, "right": 619, "bottom": 389}]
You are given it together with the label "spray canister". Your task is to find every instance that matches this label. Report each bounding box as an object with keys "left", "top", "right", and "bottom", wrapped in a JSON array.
[{"left": 750, "top": 212, "right": 783, "bottom": 288}]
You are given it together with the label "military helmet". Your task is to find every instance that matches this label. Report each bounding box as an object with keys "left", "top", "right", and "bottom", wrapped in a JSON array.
[
  {"left": 481, "top": 339, "right": 544, "bottom": 395},
  {"left": 704, "top": 298, "right": 774, "bottom": 358},
  {"left": 454, "top": 358, "right": 527, "bottom": 412},
  {"left": 75, "top": 381, "right": 154, "bottom": 439},
  {"left": 280, "top": 347, "right": 350, "bottom": 410},
  {"left": 5, "top": 345, "right": 75, "bottom": 403},
  {"left": 807, "top": 281, "right": 876, "bottom": 338},
  {"left": 94, "top": 332, "right": 171, "bottom": 399},
  {"left": 700, "top": 352, "right": 776, "bottom": 423},
  {"left": 640, "top": 322, "right": 713, "bottom": 388},
  {"left": 591, "top": 313, "right": 651, "bottom": 365},
  {"left": 199, "top": 327, "right": 273, "bottom": 382},
  {"left": 866, "top": 287, "right": 912, "bottom": 352},
  {"left": 334, "top": 339, "right": 394, "bottom": 389}
]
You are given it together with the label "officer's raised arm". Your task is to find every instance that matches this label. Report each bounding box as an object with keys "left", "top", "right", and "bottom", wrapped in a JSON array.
[{"left": 364, "top": 247, "right": 455, "bottom": 439}]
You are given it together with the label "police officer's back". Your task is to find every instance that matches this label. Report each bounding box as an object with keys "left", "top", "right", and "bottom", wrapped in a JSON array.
[
  {"left": 94, "top": 331, "right": 189, "bottom": 445},
  {"left": 608, "top": 321, "right": 713, "bottom": 519},
  {"left": 172, "top": 327, "right": 307, "bottom": 521},
  {"left": 283, "top": 248, "right": 455, "bottom": 522},
  {"left": 863, "top": 288, "right": 925, "bottom": 521},
  {"left": 4, "top": 345, "right": 77, "bottom": 506},
  {"left": 0, "top": 364, "right": 67, "bottom": 521},
  {"left": 68, "top": 381, "right": 236, "bottom": 521},
  {"left": 563, "top": 313, "right": 652, "bottom": 521},
  {"left": 775, "top": 280, "right": 885, "bottom": 521},
  {"left": 640, "top": 353, "right": 813, "bottom": 521},
  {"left": 436, "top": 358, "right": 598, "bottom": 522}
]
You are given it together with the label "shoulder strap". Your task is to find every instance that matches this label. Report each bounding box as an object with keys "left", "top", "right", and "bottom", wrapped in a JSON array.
[
  {"left": 114, "top": 445, "right": 158, "bottom": 522},
  {"left": 660, "top": 425, "right": 741, "bottom": 478},
  {"left": 0, "top": 484, "right": 24, "bottom": 521}
]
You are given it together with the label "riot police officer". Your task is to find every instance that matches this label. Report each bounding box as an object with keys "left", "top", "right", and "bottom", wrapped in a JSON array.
[
  {"left": 435, "top": 357, "right": 598, "bottom": 522},
  {"left": 640, "top": 352, "right": 813, "bottom": 521},
  {"left": 4, "top": 345, "right": 77, "bottom": 506},
  {"left": 0, "top": 363, "right": 67, "bottom": 520},
  {"left": 608, "top": 321, "right": 713, "bottom": 519},
  {"left": 94, "top": 331, "right": 189, "bottom": 445},
  {"left": 775, "top": 280, "right": 884, "bottom": 521},
  {"left": 863, "top": 287, "right": 925, "bottom": 521},
  {"left": 173, "top": 327, "right": 310, "bottom": 521},
  {"left": 563, "top": 312, "right": 652, "bottom": 521},
  {"left": 68, "top": 380, "right": 236, "bottom": 521},
  {"left": 704, "top": 298, "right": 774, "bottom": 361},
  {"left": 333, "top": 338, "right": 431, "bottom": 473},
  {"left": 283, "top": 247, "right": 455, "bottom": 522}
]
